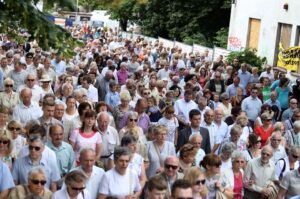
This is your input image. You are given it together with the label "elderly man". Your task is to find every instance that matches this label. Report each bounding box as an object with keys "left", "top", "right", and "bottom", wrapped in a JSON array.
[
  {"left": 53, "top": 103, "right": 75, "bottom": 141},
  {"left": 12, "top": 136, "right": 60, "bottom": 192},
  {"left": 264, "top": 91, "right": 282, "bottom": 113},
  {"left": 284, "top": 108, "right": 300, "bottom": 131},
  {"left": 74, "top": 148, "right": 104, "bottom": 199},
  {"left": 157, "top": 156, "right": 183, "bottom": 198},
  {"left": 277, "top": 165, "right": 300, "bottom": 199},
  {"left": 270, "top": 131, "right": 287, "bottom": 163},
  {"left": 60, "top": 82, "right": 73, "bottom": 103},
  {"left": 189, "top": 134, "right": 205, "bottom": 166},
  {"left": 285, "top": 121, "right": 300, "bottom": 148},
  {"left": 177, "top": 109, "right": 211, "bottom": 154},
  {"left": 97, "top": 112, "right": 119, "bottom": 170},
  {"left": 95, "top": 70, "right": 114, "bottom": 101},
  {"left": 16, "top": 73, "right": 43, "bottom": 103},
  {"left": 238, "top": 63, "right": 252, "bottom": 90},
  {"left": 214, "top": 108, "right": 229, "bottom": 140},
  {"left": 74, "top": 88, "right": 88, "bottom": 106},
  {"left": 226, "top": 76, "right": 245, "bottom": 97},
  {"left": 13, "top": 88, "right": 42, "bottom": 124},
  {"left": 282, "top": 98, "right": 298, "bottom": 121},
  {"left": 170, "top": 179, "right": 193, "bottom": 199},
  {"left": 174, "top": 89, "right": 198, "bottom": 128},
  {"left": 0, "top": 160, "right": 15, "bottom": 198},
  {"left": 46, "top": 124, "right": 75, "bottom": 177},
  {"left": 244, "top": 145, "right": 276, "bottom": 199}
]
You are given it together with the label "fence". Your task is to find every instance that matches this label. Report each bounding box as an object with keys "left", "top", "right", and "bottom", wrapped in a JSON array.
[{"left": 120, "top": 31, "right": 231, "bottom": 61}]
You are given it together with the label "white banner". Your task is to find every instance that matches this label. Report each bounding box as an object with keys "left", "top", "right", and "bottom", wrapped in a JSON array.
[
  {"left": 158, "top": 37, "right": 175, "bottom": 49},
  {"left": 174, "top": 41, "right": 193, "bottom": 54},
  {"left": 193, "top": 44, "right": 213, "bottom": 55},
  {"left": 213, "top": 47, "right": 231, "bottom": 61}
]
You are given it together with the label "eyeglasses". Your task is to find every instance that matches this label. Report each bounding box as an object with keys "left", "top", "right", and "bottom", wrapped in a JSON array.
[
  {"left": 129, "top": 118, "right": 138, "bottom": 122},
  {"left": 71, "top": 186, "right": 86, "bottom": 191},
  {"left": 7, "top": 56, "right": 13, "bottom": 58},
  {"left": 195, "top": 179, "right": 206, "bottom": 185},
  {"left": 42, "top": 81, "right": 50, "bottom": 83},
  {"left": 143, "top": 92, "right": 151, "bottom": 95},
  {"left": 256, "top": 140, "right": 262, "bottom": 144},
  {"left": 29, "top": 145, "right": 41, "bottom": 151},
  {"left": 292, "top": 154, "right": 299, "bottom": 159},
  {"left": 0, "top": 140, "right": 9, "bottom": 144},
  {"left": 27, "top": 79, "right": 35, "bottom": 81},
  {"left": 8, "top": 127, "right": 21, "bottom": 131},
  {"left": 176, "top": 197, "right": 193, "bottom": 199},
  {"left": 295, "top": 115, "right": 300, "bottom": 118},
  {"left": 5, "top": 84, "right": 13, "bottom": 87},
  {"left": 165, "top": 164, "right": 178, "bottom": 170},
  {"left": 31, "top": 179, "right": 47, "bottom": 185}
]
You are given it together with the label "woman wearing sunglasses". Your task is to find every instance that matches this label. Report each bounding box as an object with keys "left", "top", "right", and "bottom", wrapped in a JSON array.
[
  {"left": 243, "top": 134, "right": 261, "bottom": 163},
  {"left": 0, "top": 130, "right": 13, "bottom": 169},
  {"left": 52, "top": 170, "right": 91, "bottom": 199},
  {"left": 8, "top": 166, "right": 52, "bottom": 199},
  {"left": 7, "top": 120, "right": 26, "bottom": 160},
  {"left": 220, "top": 151, "right": 246, "bottom": 199},
  {"left": 183, "top": 167, "right": 207, "bottom": 199},
  {"left": 0, "top": 78, "right": 19, "bottom": 116}
]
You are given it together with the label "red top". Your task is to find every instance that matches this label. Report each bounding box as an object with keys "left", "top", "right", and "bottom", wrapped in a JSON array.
[
  {"left": 233, "top": 171, "right": 243, "bottom": 199},
  {"left": 255, "top": 126, "right": 273, "bottom": 147}
]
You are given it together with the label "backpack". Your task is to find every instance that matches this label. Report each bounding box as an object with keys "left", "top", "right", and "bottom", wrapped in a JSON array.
[{"left": 276, "top": 158, "right": 286, "bottom": 180}]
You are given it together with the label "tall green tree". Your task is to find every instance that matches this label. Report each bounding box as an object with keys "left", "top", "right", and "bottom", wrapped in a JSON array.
[{"left": 0, "top": 0, "right": 82, "bottom": 55}]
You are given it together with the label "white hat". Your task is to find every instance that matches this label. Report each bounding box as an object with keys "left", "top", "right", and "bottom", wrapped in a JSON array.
[{"left": 40, "top": 75, "right": 51, "bottom": 82}]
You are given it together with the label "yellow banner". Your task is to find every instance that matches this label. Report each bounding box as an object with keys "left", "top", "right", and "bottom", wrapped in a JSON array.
[{"left": 277, "top": 43, "right": 300, "bottom": 72}]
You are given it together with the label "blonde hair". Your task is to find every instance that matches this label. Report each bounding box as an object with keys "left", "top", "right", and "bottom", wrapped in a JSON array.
[
  {"left": 184, "top": 167, "right": 208, "bottom": 197},
  {"left": 0, "top": 130, "right": 13, "bottom": 156},
  {"left": 154, "top": 124, "right": 167, "bottom": 135}
]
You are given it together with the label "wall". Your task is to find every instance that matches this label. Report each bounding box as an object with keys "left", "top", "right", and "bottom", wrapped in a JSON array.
[{"left": 228, "top": 0, "right": 300, "bottom": 66}]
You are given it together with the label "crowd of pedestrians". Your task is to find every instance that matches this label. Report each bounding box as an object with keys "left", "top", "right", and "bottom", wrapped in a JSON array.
[{"left": 0, "top": 25, "right": 300, "bottom": 199}]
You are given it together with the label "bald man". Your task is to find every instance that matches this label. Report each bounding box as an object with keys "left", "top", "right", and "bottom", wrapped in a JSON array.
[
  {"left": 244, "top": 145, "right": 276, "bottom": 199},
  {"left": 13, "top": 88, "right": 42, "bottom": 124}
]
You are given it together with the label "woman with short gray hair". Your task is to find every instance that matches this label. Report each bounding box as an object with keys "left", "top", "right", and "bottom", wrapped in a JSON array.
[
  {"left": 221, "top": 150, "right": 246, "bottom": 198},
  {"left": 9, "top": 166, "right": 53, "bottom": 199},
  {"left": 112, "top": 95, "right": 134, "bottom": 131},
  {"left": 220, "top": 142, "right": 236, "bottom": 172},
  {"left": 285, "top": 120, "right": 300, "bottom": 149},
  {"left": 99, "top": 146, "right": 141, "bottom": 199},
  {"left": 217, "top": 92, "right": 232, "bottom": 118}
]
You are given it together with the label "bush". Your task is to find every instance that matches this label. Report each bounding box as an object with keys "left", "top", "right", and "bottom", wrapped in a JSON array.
[{"left": 226, "top": 48, "right": 267, "bottom": 71}]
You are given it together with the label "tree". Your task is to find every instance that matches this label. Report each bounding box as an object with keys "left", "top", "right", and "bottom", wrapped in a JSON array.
[{"left": 0, "top": 0, "right": 82, "bottom": 56}]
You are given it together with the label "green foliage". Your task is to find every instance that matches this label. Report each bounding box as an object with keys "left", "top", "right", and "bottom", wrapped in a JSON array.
[
  {"left": 214, "top": 27, "right": 229, "bottom": 49},
  {"left": 78, "top": 0, "right": 105, "bottom": 12},
  {"left": 227, "top": 48, "right": 267, "bottom": 70},
  {"left": 0, "top": 0, "right": 82, "bottom": 57}
]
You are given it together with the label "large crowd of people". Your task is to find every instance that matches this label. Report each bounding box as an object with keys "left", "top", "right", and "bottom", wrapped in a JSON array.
[{"left": 0, "top": 24, "right": 300, "bottom": 199}]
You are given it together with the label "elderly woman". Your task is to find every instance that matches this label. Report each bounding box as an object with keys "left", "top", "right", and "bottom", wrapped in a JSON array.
[
  {"left": 184, "top": 166, "right": 208, "bottom": 199},
  {"left": 178, "top": 143, "right": 198, "bottom": 174},
  {"left": 99, "top": 146, "right": 141, "bottom": 198},
  {"left": 52, "top": 170, "right": 90, "bottom": 199},
  {"left": 201, "top": 154, "right": 233, "bottom": 199},
  {"left": 230, "top": 115, "right": 252, "bottom": 149},
  {"left": 146, "top": 125, "right": 176, "bottom": 178},
  {"left": 7, "top": 120, "right": 26, "bottom": 160},
  {"left": 221, "top": 151, "right": 246, "bottom": 199},
  {"left": 69, "top": 109, "right": 102, "bottom": 164},
  {"left": 255, "top": 112, "right": 274, "bottom": 147},
  {"left": 275, "top": 145, "right": 300, "bottom": 182},
  {"left": 220, "top": 125, "right": 244, "bottom": 152},
  {"left": 0, "top": 78, "right": 19, "bottom": 115},
  {"left": 243, "top": 134, "right": 262, "bottom": 163},
  {"left": 218, "top": 92, "right": 232, "bottom": 118},
  {"left": 113, "top": 90, "right": 134, "bottom": 131},
  {"left": 0, "top": 130, "right": 13, "bottom": 169},
  {"left": 271, "top": 121, "right": 287, "bottom": 147},
  {"left": 285, "top": 121, "right": 300, "bottom": 149},
  {"left": 8, "top": 166, "right": 52, "bottom": 199},
  {"left": 219, "top": 142, "right": 236, "bottom": 172}
]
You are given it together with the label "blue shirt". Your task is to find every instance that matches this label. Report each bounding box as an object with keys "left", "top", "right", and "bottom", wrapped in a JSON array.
[
  {"left": 0, "top": 160, "right": 15, "bottom": 191},
  {"left": 241, "top": 96, "right": 262, "bottom": 121},
  {"left": 226, "top": 84, "right": 244, "bottom": 97},
  {"left": 46, "top": 141, "right": 75, "bottom": 176},
  {"left": 264, "top": 99, "right": 282, "bottom": 111},
  {"left": 51, "top": 59, "right": 66, "bottom": 76},
  {"left": 0, "top": 68, "right": 3, "bottom": 91},
  {"left": 12, "top": 155, "right": 60, "bottom": 188},
  {"left": 105, "top": 91, "right": 120, "bottom": 108},
  {"left": 238, "top": 70, "right": 251, "bottom": 89},
  {"left": 275, "top": 87, "right": 289, "bottom": 109}
]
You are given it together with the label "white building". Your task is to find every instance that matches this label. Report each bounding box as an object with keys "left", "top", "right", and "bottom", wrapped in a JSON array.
[{"left": 228, "top": 0, "right": 300, "bottom": 66}]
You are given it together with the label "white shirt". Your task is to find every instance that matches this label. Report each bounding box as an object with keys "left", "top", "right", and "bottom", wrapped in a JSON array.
[
  {"left": 52, "top": 187, "right": 91, "bottom": 199},
  {"left": 174, "top": 99, "right": 197, "bottom": 123},
  {"left": 275, "top": 156, "right": 299, "bottom": 181},
  {"left": 99, "top": 168, "right": 141, "bottom": 198},
  {"left": 271, "top": 145, "right": 287, "bottom": 163},
  {"left": 17, "top": 84, "right": 44, "bottom": 104},
  {"left": 158, "top": 117, "right": 179, "bottom": 143},
  {"left": 99, "top": 126, "right": 120, "bottom": 157},
  {"left": 201, "top": 121, "right": 220, "bottom": 150},
  {"left": 13, "top": 102, "right": 43, "bottom": 125},
  {"left": 86, "top": 84, "right": 98, "bottom": 102},
  {"left": 74, "top": 166, "right": 105, "bottom": 199}
]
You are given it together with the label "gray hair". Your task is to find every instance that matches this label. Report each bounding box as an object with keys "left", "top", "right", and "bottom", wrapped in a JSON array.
[
  {"left": 273, "top": 122, "right": 284, "bottom": 131},
  {"left": 120, "top": 90, "right": 131, "bottom": 101},
  {"left": 220, "top": 142, "right": 236, "bottom": 154},
  {"left": 289, "top": 146, "right": 300, "bottom": 156},
  {"left": 230, "top": 125, "right": 242, "bottom": 136},
  {"left": 79, "top": 148, "right": 95, "bottom": 160},
  {"left": 127, "top": 111, "right": 138, "bottom": 119},
  {"left": 27, "top": 166, "right": 46, "bottom": 181},
  {"left": 62, "top": 82, "right": 73, "bottom": 91},
  {"left": 96, "top": 111, "right": 110, "bottom": 121},
  {"left": 4, "top": 77, "right": 14, "bottom": 85},
  {"left": 189, "top": 134, "right": 203, "bottom": 142},
  {"left": 231, "top": 150, "right": 245, "bottom": 163},
  {"left": 114, "top": 146, "right": 132, "bottom": 161},
  {"left": 65, "top": 170, "right": 87, "bottom": 186},
  {"left": 294, "top": 121, "right": 300, "bottom": 131},
  {"left": 220, "top": 92, "right": 229, "bottom": 101},
  {"left": 74, "top": 88, "right": 87, "bottom": 97}
]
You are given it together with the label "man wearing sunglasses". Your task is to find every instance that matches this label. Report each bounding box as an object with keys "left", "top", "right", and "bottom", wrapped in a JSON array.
[
  {"left": 156, "top": 156, "right": 183, "bottom": 198},
  {"left": 12, "top": 136, "right": 60, "bottom": 192},
  {"left": 170, "top": 179, "right": 193, "bottom": 199}
]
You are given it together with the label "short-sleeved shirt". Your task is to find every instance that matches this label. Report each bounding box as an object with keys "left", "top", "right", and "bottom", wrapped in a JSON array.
[
  {"left": 158, "top": 117, "right": 179, "bottom": 143},
  {"left": 280, "top": 169, "right": 300, "bottom": 198},
  {"left": 0, "top": 160, "right": 15, "bottom": 192},
  {"left": 99, "top": 168, "right": 141, "bottom": 198},
  {"left": 69, "top": 129, "right": 102, "bottom": 161}
]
